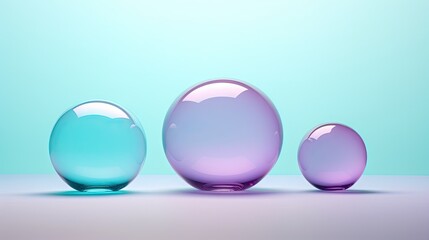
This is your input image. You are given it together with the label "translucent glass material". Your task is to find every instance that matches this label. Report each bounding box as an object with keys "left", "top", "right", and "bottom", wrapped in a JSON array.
[
  {"left": 163, "top": 79, "right": 283, "bottom": 191},
  {"left": 49, "top": 101, "right": 146, "bottom": 192},
  {"left": 298, "top": 123, "right": 367, "bottom": 191}
]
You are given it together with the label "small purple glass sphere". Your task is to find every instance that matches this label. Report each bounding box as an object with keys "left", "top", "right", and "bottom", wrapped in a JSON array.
[
  {"left": 163, "top": 79, "right": 283, "bottom": 191},
  {"left": 298, "top": 123, "right": 367, "bottom": 191}
]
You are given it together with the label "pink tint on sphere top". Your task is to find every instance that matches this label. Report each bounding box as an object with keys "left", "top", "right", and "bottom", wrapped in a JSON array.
[
  {"left": 163, "top": 79, "right": 283, "bottom": 191},
  {"left": 298, "top": 123, "right": 367, "bottom": 191}
]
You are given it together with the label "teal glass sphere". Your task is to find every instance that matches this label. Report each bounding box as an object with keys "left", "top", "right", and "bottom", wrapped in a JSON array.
[{"left": 49, "top": 101, "right": 147, "bottom": 192}]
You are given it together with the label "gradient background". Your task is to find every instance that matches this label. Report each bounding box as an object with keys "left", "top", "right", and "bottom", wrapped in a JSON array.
[{"left": 0, "top": 0, "right": 428, "bottom": 175}]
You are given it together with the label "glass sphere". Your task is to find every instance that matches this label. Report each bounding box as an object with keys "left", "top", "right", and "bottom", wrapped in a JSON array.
[
  {"left": 163, "top": 79, "right": 283, "bottom": 191},
  {"left": 49, "top": 101, "right": 147, "bottom": 192},
  {"left": 298, "top": 123, "right": 367, "bottom": 191}
]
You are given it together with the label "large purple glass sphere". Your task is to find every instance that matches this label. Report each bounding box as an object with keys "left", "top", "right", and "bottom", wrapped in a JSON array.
[
  {"left": 163, "top": 79, "right": 283, "bottom": 191},
  {"left": 298, "top": 123, "right": 367, "bottom": 191}
]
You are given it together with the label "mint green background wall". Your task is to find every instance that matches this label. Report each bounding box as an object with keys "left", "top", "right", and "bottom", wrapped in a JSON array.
[{"left": 0, "top": 1, "right": 428, "bottom": 175}]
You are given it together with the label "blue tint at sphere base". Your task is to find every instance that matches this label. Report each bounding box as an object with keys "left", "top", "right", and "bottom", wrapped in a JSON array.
[{"left": 49, "top": 101, "right": 147, "bottom": 192}]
